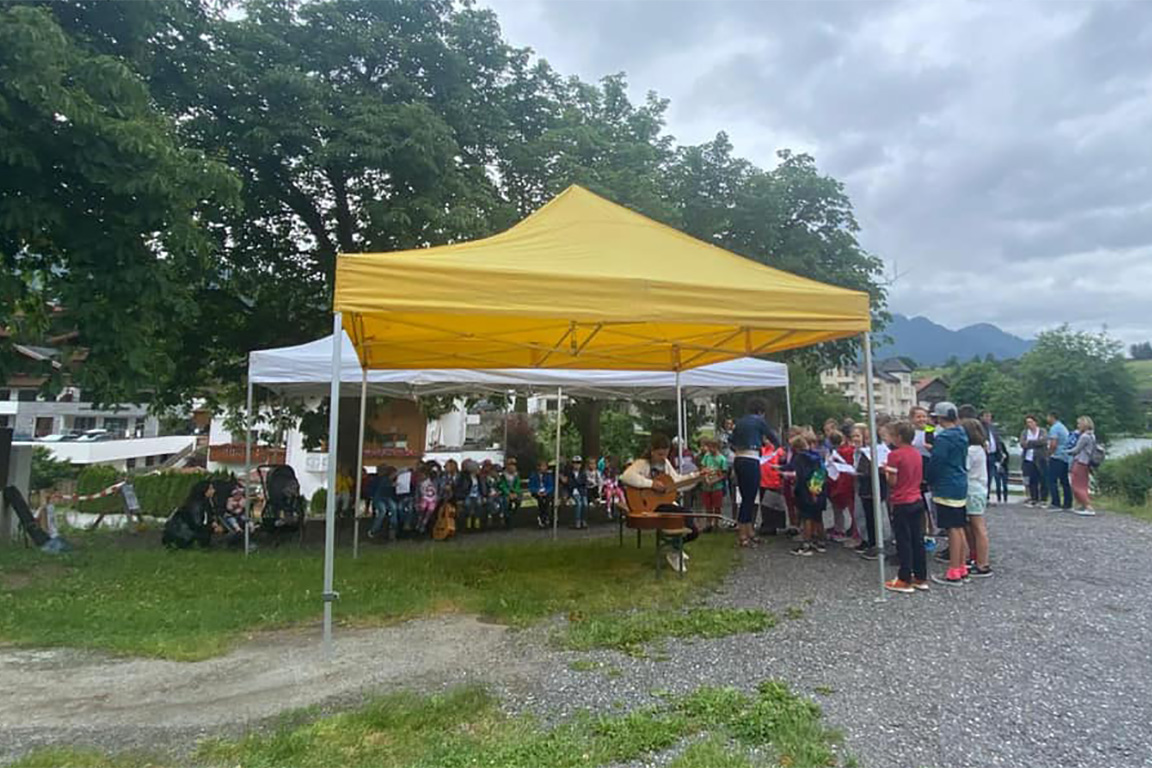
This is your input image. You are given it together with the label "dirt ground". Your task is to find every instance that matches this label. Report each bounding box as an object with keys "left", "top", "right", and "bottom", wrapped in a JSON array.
[{"left": 0, "top": 615, "right": 544, "bottom": 763}]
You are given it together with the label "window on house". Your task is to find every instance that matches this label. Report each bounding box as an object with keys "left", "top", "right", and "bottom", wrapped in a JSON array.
[
  {"left": 35, "top": 417, "right": 55, "bottom": 437},
  {"left": 145, "top": 455, "right": 155, "bottom": 467},
  {"left": 17, "top": 389, "right": 38, "bottom": 402},
  {"left": 103, "top": 417, "right": 128, "bottom": 437},
  {"left": 126, "top": 457, "right": 136, "bottom": 469},
  {"left": 0, "top": 389, "right": 9, "bottom": 401},
  {"left": 73, "top": 416, "right": 97, "bottom": 431}
]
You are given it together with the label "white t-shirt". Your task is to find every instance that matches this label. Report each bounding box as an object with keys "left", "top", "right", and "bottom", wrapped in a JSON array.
[
  {"left": 966, "top": 445, "right": 988, "bottom": 499},
  {"left": 1024, "top": 427, "right": 1040, "bottom": 462},
  {"left": 394, "top": 469, "right": 412, "bottom": 496}
]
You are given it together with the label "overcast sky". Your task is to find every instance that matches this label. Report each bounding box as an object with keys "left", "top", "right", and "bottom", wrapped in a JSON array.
[{"left": 482, "top": 0, "right": 1152, "bottom": 347}]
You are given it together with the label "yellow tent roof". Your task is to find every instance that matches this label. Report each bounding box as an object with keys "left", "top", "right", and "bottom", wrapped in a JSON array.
[{"left": 334, "top": 185, "right": 871, "bottom": 370}]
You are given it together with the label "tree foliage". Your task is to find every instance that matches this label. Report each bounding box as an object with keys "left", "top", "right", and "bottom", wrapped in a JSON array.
[
  {"left": 1130, "top": 342, "right": 1152, "bottom": 361},
  {"left": 30, "top": 446, "right": 76, "bottom": 492},
  {"left": 940, "top": 327, "right": 1138, "bottom": 440},
  {"left": 2, "top": 0, "right": 889, "bottom": 424}
]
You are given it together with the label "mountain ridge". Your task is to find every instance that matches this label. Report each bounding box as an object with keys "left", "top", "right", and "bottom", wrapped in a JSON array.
[{"left": 876, "top": 313, "right": 1034, "bottom": 366}]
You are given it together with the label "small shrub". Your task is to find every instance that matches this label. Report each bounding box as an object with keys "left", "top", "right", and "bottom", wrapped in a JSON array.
[
  {"left": 1094, "top": 448, "right": 1152, "bottom": 506},
  {"left": 310, "top": 488, "right": 327, "bottom": 515}
]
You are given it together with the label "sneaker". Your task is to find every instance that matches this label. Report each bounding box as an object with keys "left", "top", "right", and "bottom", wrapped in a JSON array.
[
  {"left": 791, "top": 544, "right": 814, "bottom": 557},
  {"left": 885, "top": 578, "right": 915, "bottom": 594},
  {"left": 860, "top": 546, "right": 881, "bottom": 561},
  {"left": 665, "top": 552, "right": 688, "bottom": 573},
  {"left": 843, "top": 537, "right": 863, "bottom": 549},
  {"left": 931, "top": 570, "right": 966, "bottom": 587},
  {"left": 911, "top": 578, "right": 930, "bottom": 591},
  {"left": 828, "top": 529, "right": 847, "bottom": 542},
  {"left": 1074, "top": 508, "right": 1097, "bottom": 517},
  {"left": 854, "top": 541, "right": 870, "bottom": 553},
  {"left": 969, "top": 566, "right": 993, "bottom": 578},
  {"left": 934, "top": 547, "right": 951, "bottom": 562},
  {"left": 812, "top": 541, "right": 827, "bottom": 553}
]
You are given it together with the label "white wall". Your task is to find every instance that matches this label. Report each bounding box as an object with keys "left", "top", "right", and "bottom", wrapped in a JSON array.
[{"left": 43, "top": 435, "right": 197, "bottom": 471}]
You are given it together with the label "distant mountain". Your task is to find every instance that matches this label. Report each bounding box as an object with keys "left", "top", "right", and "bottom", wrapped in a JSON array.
[{"left": 876, "top": 314, "right": 1034, "bottom": 366}]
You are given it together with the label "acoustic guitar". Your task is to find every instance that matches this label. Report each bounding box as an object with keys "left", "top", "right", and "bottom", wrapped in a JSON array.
[{"left": 623, "top": 471, "right": 718, "bottom": 515}]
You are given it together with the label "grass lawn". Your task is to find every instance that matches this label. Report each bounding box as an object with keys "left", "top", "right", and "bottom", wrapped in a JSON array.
[
  {"left": 14, "top": 681, "right": 851, "bottom": 768},
  {"left": 1125, "top": 359, "right": 1152, "bottom": 390},
  {"left": 0, "top": 527, "right": 752, "bottom": 660},
  {"left": 1098, "top": 495, "right": 1152, "bottom": 524}
]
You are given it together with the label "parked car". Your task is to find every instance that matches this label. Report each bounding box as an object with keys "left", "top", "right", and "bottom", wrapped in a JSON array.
[{"left": 75, "top": 429, "right": 113, "bottom": 442}]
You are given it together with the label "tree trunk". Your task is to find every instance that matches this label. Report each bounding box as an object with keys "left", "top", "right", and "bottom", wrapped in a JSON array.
[{"left": 571, "top": 399, "right": 603, "bottom": 458}]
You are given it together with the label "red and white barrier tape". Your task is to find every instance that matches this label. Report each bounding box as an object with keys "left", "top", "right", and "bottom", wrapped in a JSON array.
[{"left": 66, "top": 481, "right": 126, "bottom": 502}]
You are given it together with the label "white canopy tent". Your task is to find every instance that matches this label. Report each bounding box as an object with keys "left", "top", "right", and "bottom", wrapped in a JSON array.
[{"left": 242, "top": 332, "right": 791, "bottom": 555}]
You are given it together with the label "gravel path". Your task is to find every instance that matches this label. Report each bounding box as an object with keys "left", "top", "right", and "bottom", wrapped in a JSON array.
[
  {"left": 3, "top": 502, "right": 1151, "bottom": 767},
  {"left": 501, "top": 502, "right": 1152, "bottom": 767}
]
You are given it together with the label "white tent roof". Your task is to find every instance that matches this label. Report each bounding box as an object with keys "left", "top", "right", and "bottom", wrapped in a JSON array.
[{"left": 249, "top": 333, "right": 787, "bottom": 400}]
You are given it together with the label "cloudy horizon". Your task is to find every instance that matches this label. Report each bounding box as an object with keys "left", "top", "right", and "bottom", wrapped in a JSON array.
[{"left": 483, "top": 0, "right": 1152, "bottom": 348}]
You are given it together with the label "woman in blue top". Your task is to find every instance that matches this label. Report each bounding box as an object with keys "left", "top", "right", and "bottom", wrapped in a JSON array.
[{"left": 730, "top": 398, "right": 781, "bottom": 547}]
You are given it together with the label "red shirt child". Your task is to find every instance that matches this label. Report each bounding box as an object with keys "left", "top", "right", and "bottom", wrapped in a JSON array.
[{"left": 885, "top": 443, "right": 924, "bottom": 505}]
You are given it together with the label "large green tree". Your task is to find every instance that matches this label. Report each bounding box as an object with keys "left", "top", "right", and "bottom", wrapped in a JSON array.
[
  {"left": 3, "top": 0, "right": 890, "bottom": 434},
  {"left": 1018, "top": 327, "right": 1138, "bottom": 440},
  {"left": 0, "top": 2, "right": 239, "bottom": 402}
]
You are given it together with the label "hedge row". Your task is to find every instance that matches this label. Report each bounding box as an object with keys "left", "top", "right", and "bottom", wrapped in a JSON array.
[
  {"left": 1093, "top": 448, "right": 1152, "bottom": 507},
  {"left": 75, "top": 467, "right": 229, "bottom": 516}
]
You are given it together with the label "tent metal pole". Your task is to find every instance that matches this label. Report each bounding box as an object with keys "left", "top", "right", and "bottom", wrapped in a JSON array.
[
  {"left": 322, "top": 312, "right": 343, "bottom": 656},
  {"left": 503, "top": 391, "right": 510, "bottom": 459},
  {"left": 553, "top": 387, "right": 562, "bottom": 541},
  {"left": 675, "top": 371, "right": 684, "bottom": 465},
  {"left": 244, "top": 377, "right": 253, "bottom": 558},
  {"left": 862, "top": 331, "right": 887, "bottom": 601},
  {"left": 352, "top": 368, "right": 368, "bottom": 560},
  {"left": 785, "top": 376, "right": 793, "bottom": 429}
]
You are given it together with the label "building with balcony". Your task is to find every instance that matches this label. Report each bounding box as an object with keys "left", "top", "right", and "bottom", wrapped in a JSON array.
[{"left": 820, "top": 358, "right": 917, "bottom": 417}]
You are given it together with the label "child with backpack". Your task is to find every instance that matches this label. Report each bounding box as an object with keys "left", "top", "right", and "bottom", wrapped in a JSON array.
[
  {"left": 495, "top": 459, "right": 522, "bottom": 528},
  {"left": 789, "top": 431, "right": 829, "bottom": 557},
  {"left": 827, "top": 431, "right": 856, "bottom": 542}
]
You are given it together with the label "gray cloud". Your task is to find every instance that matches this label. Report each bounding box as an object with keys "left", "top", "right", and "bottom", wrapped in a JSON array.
[{"left": 484, "top": 0, "right": 1152, "bottom": 346}]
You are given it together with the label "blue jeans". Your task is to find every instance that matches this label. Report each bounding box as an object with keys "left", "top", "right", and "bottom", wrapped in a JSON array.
[
  {"left": 569, "top": 489, "right": 588, "bottom": 524},
  {"left": 370, "top": 498, "right": 397, "bottom": 535},
  {"left": 1048, "top": 458, "right": 1072, "bottom": 509},
  {"left": 463, "top": 496, "right": 482, "bottom": 521}
]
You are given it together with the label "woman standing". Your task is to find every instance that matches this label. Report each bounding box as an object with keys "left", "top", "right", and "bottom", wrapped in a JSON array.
[
  {"left": 1070, "top": 416, "right": 1097, "bottom": 516},
  {"left": 1019, "top": 415, "right": 1048, "bottom": 507},
  {"left": 730, "top": 398, "right": 781, "bottom": 547}
]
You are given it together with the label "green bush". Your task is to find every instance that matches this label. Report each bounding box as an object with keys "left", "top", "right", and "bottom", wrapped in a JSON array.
[
  {"left": 1094, "top": 448, "right": 1152, "bottom": 506},
  {"left": 310, "top": 488, "right": 326, "bottom": 516},
  {"left": 76, "top": 468, "right": 228, "bottom": 516}
]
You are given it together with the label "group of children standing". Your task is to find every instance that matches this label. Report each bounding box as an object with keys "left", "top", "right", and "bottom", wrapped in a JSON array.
[{"left": 767, "top": 401, "right": 995, "bottom": 592}]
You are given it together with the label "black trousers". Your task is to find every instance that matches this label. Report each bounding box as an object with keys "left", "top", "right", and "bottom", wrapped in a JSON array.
[
  {"left": 655, "top": 503, "right": 699, "bottom": 543},
  {"left": 734, "top": 456, "right": 760, "bottom": 524},
  {"left": 860, "top": 495, "right": 885, "bottom": 548},
  {"left": 1023, "top": 460, "right": 1043, "bottom": 502},
  {"left": 891, "top": 500, "right": 927, "bottom": 582}
]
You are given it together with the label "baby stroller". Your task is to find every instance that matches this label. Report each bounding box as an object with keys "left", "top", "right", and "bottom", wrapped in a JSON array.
[{"left": 257, "top": 464, "right": 305, "bottom": 545}]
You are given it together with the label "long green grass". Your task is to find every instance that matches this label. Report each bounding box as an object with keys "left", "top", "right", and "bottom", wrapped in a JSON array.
[
  {"left": 14, "top": 681, "right": 850, "bottom": 768},
  {"left": 0, "top": 528, "right": 741, "bottom": 660}
]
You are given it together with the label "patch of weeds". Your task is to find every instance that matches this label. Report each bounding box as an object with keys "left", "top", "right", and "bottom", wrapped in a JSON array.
[
  {"left": 605, "top": 665, "right": 624, "bottom": 679},
  {"left": 784, "top": 605, "right": 805, "bottom": 620},
  {"left": 18, "top": 681, "right": 848, "bottom": 768},
  {"left": 561, "top": 607, "right": 776, "bottom": 655},
  {"left": 8, "top": 750, "right": 167, "bottom": 768},
  {"left": 668, "top": 737, "right": 756, "bottom": 767},
  {"left": 813, "top": 685, "right": 835, "bottom": 696},
  {"left": 569, "top": 659, "right": 599, "bottom": 672}
]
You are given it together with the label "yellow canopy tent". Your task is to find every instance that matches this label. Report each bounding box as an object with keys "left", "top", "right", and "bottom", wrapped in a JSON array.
[
  {"left": 334, "top": 185, "right": 871, "bottom": 371},
  {"left": 310, "top": 186, "right": 887, "bottom": 653}
]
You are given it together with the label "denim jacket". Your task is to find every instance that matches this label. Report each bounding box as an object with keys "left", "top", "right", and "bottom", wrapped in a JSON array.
[
  {"left": 926, "top": 425, "right": 968, "bottom": 501},
  {"left": 730, "top": 414, "right": 780, "bottom": 452}
]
